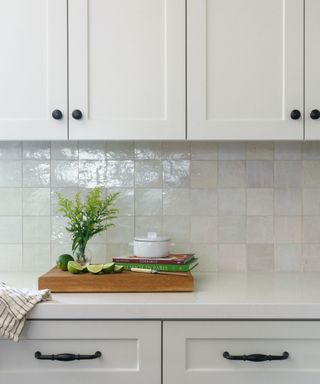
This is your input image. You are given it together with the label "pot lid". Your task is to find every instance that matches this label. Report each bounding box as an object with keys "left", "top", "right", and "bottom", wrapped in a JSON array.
[{"left": 134, "top": 232, "right": 170, "bottom": 242}]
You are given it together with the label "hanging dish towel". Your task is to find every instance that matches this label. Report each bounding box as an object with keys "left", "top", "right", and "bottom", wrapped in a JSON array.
[{"left": 0, "top": 282, "right": 51, "bottom": 342}]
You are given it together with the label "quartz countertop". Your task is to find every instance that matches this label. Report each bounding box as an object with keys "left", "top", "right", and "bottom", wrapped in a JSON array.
[{"left": 3, "top": 272, "right": 320, "bottom": 320}]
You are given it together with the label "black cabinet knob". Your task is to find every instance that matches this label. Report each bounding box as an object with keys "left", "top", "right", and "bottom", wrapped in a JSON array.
[
  {"left": 290, "top": 109, "right": 301, "bottom": 120},
  {"left": 52, "top": 110, "right": 63, "bottom": 120},
  {"left": 72, "top": 109, "right": 83, "bottom": 120},
  {"left": 310, "top": 109, "right": 320, "bottom": 120}
]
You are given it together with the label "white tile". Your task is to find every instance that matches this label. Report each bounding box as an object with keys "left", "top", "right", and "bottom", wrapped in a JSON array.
[
  {"left": 246, "top": 244, "right": 274, "bottom": 271},
  {"left": 303, "top": 161, "right": 320, "bottom": 187},
  {"left": 274, "top": 216, "right": 302, "bottom": 244},
  {"left": 0, "top": 188, "right": 22, "bottom": 215},
  {"left": 163, "top": 189, "right": 190, "bottom": 215},
  {"left": 218, "top": 142, "right": 246, "bottom": 160},
  {"left": 23, "top": 142, "right": 50, "bottom": 159},
  {"left": 23, "top": 244, "right": 51, "bottom": 272},
  {"left": 190, "top": 216, "right": 217, "bottom": 243},
  {"left": 303, "top": 189, "right": 320, "bottom": 215},
  {"left": 190, "top": 189, "right": 217, "bottom": 216},
  {"left": 303, "top": 216, "right": 320, "bottom": 243},
  {"left": 79, "top": 160, "right": 107, "bottom": 188},
  {"left": 246, "top": 142, "right": 273, "bottom": 160},
  {"left": 162, "top": 160, "right": 190, "bottom": 188},
  {"left": 163, "top": 216, "right": 190, "bottom": 243},
  {"left": 107, "top": 243, "right": 133, "bottom": 259},
  {"left": 274, "top": 189, "right": 302, "bottom": 216},
  {"left": 23, "top": 216, "right": 51, "bottom": 244},
  {"left": 51, "top": 216, "right": 70, "bottom": 244},
  {"left": 274, "top": 244, "right": 302, "bottom": 272},
  {"left": 135, "top": 189, "right": 162, "bottom": 216},
  {"left": 303, "top": 142, "right": 320, "bottom": 160},
  {"left": 51, "top": 243, "right": 72, "bottom": 266},
  {"left": 190, "top": 161, "right": 218, "bottom": 188},
  {"left": 108, "top": 188, "right": 134, "bottom": 216},
  {"left": 247, "top": 188, "right": 273, "bottom": 216},
  {"left": 106, "top": 160, "right": 134, "bottom": 188},
  {"left": 218, "top": 216, "right": 246, "bottom": 243},
  {"left": 79, "top": 141, "right": 106, "bottom": 160},
  {"left": 106, "top": 216, "right": 134, "bottom": 244},
  {"left": 190, "top": 142, "right": 218, "bottom": 160},
  {"left": 135, "top": 216, "right": 163, "bottom": 237},
  {"left": 0, "top": 217, "right": 22, "bottom": 243},
  {"left": 0, "top": 244, "right": 22, "bottom": 271},
  {"left": 246, "top": 161, "right": 273, "bottom": 188},
  {"left": 161, "top": 142, "right": 190, "bottom": 159},
  {"left": 106, "top": 141, "right": 134, "bottom": 160},
  {"left": 0, "top": 160, "right": 22, "bottom": 187},
  {"left": 218, "top": 244, "right": 246, "bottom": 272},
  {"left": 303, "top": 244, "right": 320, "bottom": 272},
  {"left": 134, "top": 160, "right": 162, "bottom": 188},
  {"left": 134, "top": 142, "right": 161, "bottom": 160},
  {"left": 23, "top": 188, "right": 50, "bottom": 216},
  {"left": 86, "top": 243, "right": 108, "bottom": 264},
  {"left": 51, "top": 141, "right": 78, "bottom": 160},
  {"left": 218, "top": 161, "right": 246, "bottom": 187},
  {"left": 246, "top": 216, "right": 273, "bottom": 244},
  {"left": 51, "top": 188, "right": 79, "bottom": 216},
  {"left": 190, "top": 243, "right": 217, "bottom": 272},
  {"left": 274, "top": 161, "right": 302, "bottom": 187},
  {"left": 275, "top": 142, "right": 301, "bottom": 160},
  {"left": 218, "top": 189, "right": 246, "bottom": 216},
  {"left": 51, "top": 161, "right": 78, "bottom": 187},
  {"left": 23, "top": 160, "right": 50, "bottom": 187},
  {"left": 0, "top": 142, "right": 22, "bottom": 160}
]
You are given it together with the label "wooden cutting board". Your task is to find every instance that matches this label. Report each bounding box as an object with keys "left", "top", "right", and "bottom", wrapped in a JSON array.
[{"left": 38, "top": 267, "right": 194, "bottom": 292}]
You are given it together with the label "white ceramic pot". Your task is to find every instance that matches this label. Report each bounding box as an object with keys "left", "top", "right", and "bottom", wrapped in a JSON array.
[{"left": 132, "top": 232, "right": 172, "bottom": 258}]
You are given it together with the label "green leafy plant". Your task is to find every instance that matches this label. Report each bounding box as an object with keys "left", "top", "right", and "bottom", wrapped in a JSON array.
[{"left": 56, "top": 187, "right": 119, "bottom": 264}]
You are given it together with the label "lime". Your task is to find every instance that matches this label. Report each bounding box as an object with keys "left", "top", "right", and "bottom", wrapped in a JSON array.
[
  {"left": 87, "top": 264, "right": 103, "bottom": 274},
  {"left": 102, "top": 262, "right": 115, "bottom": 273},
  {"left": 114, "top": 265, "right": 124, "bottom": 273},
  {"left": 67, "top": 261, "right": 83, "bottom": 274},
  {"left": 56, "top": 254, "right": 74, "bottom": 271}
]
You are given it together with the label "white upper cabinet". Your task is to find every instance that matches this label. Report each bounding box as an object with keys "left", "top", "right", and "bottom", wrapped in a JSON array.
[
  {"left": 0, "top": 0, "right": 68, "bottom": 140},
  {"left": 305, "top": 0, "right": 320, "bottom": 140},
  {"left": 68, "top": 0, "right": 185, "bottom": 140},
  {"left": 187, "top": 0, "right": 304, "bottom": 140}
]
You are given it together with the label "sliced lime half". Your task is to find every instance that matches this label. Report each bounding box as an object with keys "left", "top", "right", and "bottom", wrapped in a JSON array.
[
  {"left": 67, "top": 261, "right": 83, "bottom": 274},
  {"left": 102, "top": 262, "right": 115, "bottom": 273},
  {"left": 87, "top": 264, "right": 103, "bottom": 274},
  {"left": 114, "top": 265, "right": 124, "bottom": 273}
]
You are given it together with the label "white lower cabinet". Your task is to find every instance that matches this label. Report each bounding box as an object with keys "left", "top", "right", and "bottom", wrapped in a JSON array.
[
  {"left": 163, "top": 321, "right": 320, "bottom": 384},
  {"left": 0, "top": 320, "right": 161, "bottom": 384}
]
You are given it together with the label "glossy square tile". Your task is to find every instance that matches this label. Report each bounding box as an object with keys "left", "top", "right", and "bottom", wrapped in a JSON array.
[
  {"left": 135, "top": 160, "right": 162, "bottom": 188},
  {"left": 135, "top": 216, "right": 163, "bottom": 237},
  {"left": 106, "top": 216, "right": 134, "bottom": 244},
  {"left": 23, "top": 216, "right": 51, "bottom": 244},
  {"left": 0, "top": 217, "right": 22, "bottom": 243},
  {"left": 107, "top": 243, "right": 133, "bottom": 259},
  {"left": 274, "top": 244, "right": 302, "bottom": 272},
  {"left": 303, "top": 216, "right": 320, "bottom": 243},
  {"left": 274, "top": 216, "right": 302, "bottom": 243},
  {"left": 162, "top": 160, "right": 190, "bottom": 188},
  {"left": 190, "top": 189, "right": 217, "bottom": 216},
  {"left": 79, "top": 141, "right": 106, "bottom": 160},
  {"left": 303, "top": 160, "right": 320, "bottom": 187},
  {"left": 274, "top": 161, "right": 302, "bottom": 187},
  {"left": 218, "top": 244, "right": 246, "bottom": 272},
  {"left": 218, "top": 142, "right": 246, "bottom": 160},
  {"left": 0, "top": 188, "right": 22, "bottom": 215},
  {"left": 51, "top": 141, "right": 78, "bottom": 160},
  {"left": 303, "top": 142, "right": 320, "bottom": 160},
  {"left": 135, "top": 189, "right": 162, "bottom": 216},
  {"left": 134, "top": 141, "right": 161, "bottom": 160},
  {"left": 218, "top": 161, "right": 246, "bottom": 187},
  {"left": 79, "top": 160, "right": 107, "bottom": 188},
  {"left": 303, "top": 244, "right": 320, "bottom": 272},
  {"left": 162, "top": 141, "right": 190, "bottom": 159},
  {"left": 0, "top": 245, "right": 23, "bottom": 271},
  {"left": 23, "top": 244, "right": 51, "bottom": 272},
  {"left": 246, "top": 216, "right": 273, "bottom": 244},
  {"left": 163, "top": 216, "right": 190, "bottom": 242},
  {"left": 275, "top": 142, "right": 301, "bottom": 160},
  {"left": 247, "top": 188, "right": 273, "bottom": 216},
  {"left": 51, "top": 187, "right": 79, "bottom": 215},
  {"left": 23, "top": 188, "right": 50, "bottom": 216},
  {"left": 0, "top": 160, "right": 22, "bottom": 187},
  {"left": 106, "top": 141, "right": 134, "bottom": 160},
  {"left": 108, "top": 188, "right": 134, "bottom": 216},
  {"left": 190, "top": 243, "right": 218, "bottom": 272},
  {"left": 218, "top": 216, "right": 246, "bottom": 243},
  {"left": 0, "top": 142, "right": 22, "bottom": 160},
  {"left": 246, "top": 244, "right": 274, "bottom": 271},
  {"left": 303, "top": 189, "right": 320, "bottom": 215},
  {"left": 274, "top": 189, "right": 302, "bottom": 216},
  {"left": 23, "top": 160, "right": 50, "bottom": 187},
  {"left": 246, "top": 161, "right": 273, "bottom": 188},
  {"left": 51, "top": 215, "right": 70, "bottom": 244},
  {"left": 190, "top": 216, "right": 217, "bottom": 243},
  {"left": 86, "top": 243, "right": 108, "bottom": 264},
  {"left": 218, "top": 188, "right": 246, "bottom": 216},
  {"left": 190, "top": 161, "right": 218, "bottom": 189},
  {"left": 106, "top": 160, "right": 134, "bottom": 188},
  {"left": 51, "top": 161, "right": 78, "bottom": 187},
  {"left": 23, "top": 142, "right": 50, "bottom": 160},
  {"left": 163, "top": 189, "right": 190, "bottom": 216},
  {"left": 246, "top": 142, "right": 273, "bottom": 160},
  {"left": 190, "top": 142, "right": 218, "bottom": 160}
]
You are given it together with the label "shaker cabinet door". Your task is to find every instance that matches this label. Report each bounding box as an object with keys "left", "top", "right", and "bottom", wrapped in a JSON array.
[
  {"left": 68, "top": 0, "right": 185, "bottom": 140},
  {"left": 0, "top": 0, "right": 68, "bottom": 140},
  {"left": 187, "top": 0, "right": 304, "bottom": 140}
]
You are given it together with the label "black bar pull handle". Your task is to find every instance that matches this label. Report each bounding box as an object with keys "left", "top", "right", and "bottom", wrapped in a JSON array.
[
  {"left": 223, "top": 351, "right": 289, "bottom": 362},
  {"left": 35, "top": 351, "right": 102, "bottom": 361}
]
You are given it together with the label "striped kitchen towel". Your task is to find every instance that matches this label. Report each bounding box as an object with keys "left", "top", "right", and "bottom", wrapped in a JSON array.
[{"left": 0, "top": 282, "right": 51, "bottom": 342}]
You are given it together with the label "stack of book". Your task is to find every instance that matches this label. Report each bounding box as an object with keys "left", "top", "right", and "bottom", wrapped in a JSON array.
[{"left": 112, "top": 253, "right": 198, "bottom": 273}]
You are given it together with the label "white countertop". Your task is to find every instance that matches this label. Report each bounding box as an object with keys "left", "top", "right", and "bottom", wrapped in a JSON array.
[{"left": 3, "top": 272, "right": 320, "bottom": 320}]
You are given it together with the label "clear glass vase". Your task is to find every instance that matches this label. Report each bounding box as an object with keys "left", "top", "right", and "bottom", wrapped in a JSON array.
[{"left": 74, "top": 245, "right": 92, "bottom": 266}]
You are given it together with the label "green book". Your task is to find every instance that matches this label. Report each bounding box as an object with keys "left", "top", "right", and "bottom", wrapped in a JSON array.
[{"left": 116, "top": 259, "right": 198, "bottom": 272}]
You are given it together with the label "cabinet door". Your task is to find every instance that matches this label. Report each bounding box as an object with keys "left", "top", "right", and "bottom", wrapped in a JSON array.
[
  {"left": 0, "top": 320, "right": 161, "bottom": 384},
  {"left": 164, "top": 321, "right": 320, "bottom": 384},
  {"left": 0, "top": 0, "right": 67, "bottom": 140},
  {"left": 305, "top": 0, "right": 320, "bottom": 140},
  {"left": 69, "top": 0, "right": 185, "bottom": 140},
  {"left": 187, "top": 0, "right": 304, "bottom": 140}
]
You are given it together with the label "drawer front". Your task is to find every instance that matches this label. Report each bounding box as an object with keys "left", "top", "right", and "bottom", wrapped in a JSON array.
[
  {"left": 0, "top": 320, "right": 161, "bottom": 384},
  {"left": 163, "top": 321, "right": 320, "bottom": 384}
]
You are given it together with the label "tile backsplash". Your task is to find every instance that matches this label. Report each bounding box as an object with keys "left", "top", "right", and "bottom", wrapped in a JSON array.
[{"left": 2, "top": 140, "right": 320, "bottom": 273}]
